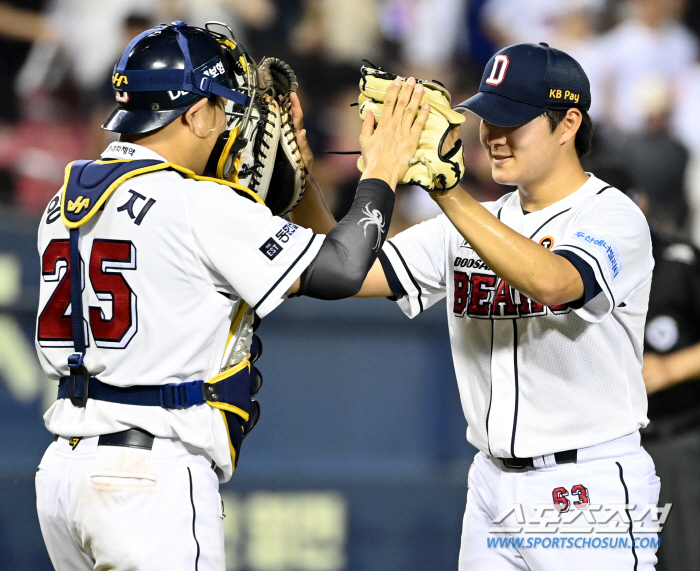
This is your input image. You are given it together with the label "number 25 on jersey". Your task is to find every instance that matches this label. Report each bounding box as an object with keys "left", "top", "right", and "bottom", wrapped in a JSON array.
[{"left": 38, "top": 239, "right": 137, "bottom": 349}]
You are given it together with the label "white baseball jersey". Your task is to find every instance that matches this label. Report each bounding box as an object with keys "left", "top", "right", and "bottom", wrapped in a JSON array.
[
  {"left": 35, "top": 142, "right": 324, "bottom": 481},
  {"left": 382, "top": 174, "right": 654, "bottom": 458}
]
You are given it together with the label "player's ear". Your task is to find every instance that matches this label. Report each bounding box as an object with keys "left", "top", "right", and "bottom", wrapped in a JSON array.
[
  {"left": 558, "top": 108, "right": 582, "bottom": 146},
  {"left": 183, "top": 98, "right": 211, "bottom": 135}
]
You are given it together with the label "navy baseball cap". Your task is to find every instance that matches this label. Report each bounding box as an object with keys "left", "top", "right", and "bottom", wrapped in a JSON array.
[{"left": 457, "top": 42, "right": 591, "bottom": 127}]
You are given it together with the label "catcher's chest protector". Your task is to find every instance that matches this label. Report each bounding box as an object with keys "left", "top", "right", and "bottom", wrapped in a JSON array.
[{"left": 59, "top": 158, "right": 264, "bottom": 469}]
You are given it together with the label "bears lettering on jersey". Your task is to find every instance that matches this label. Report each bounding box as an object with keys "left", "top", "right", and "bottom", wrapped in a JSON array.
[
  {"left": 454, "top": 256, "right": 491, "bottom": 271},
  {"left": 453, "top": 253, "right": 570, "bottom": 319}
]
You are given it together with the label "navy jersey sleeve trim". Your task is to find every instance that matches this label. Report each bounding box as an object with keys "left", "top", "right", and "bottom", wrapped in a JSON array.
[
  {"left": 596, "top": 185, "right": 613, "bottom": 195},
  {"left": 555, "top": 244, "right": 616, "bottom": 308},
  {"left": 554, "top": 250, "right": 603, "bottom": 308},
  {"left": 385, "top": 240, "right": 424, "bottom": 313},
  {"left": 378, "top": 248, "right": 407, "bottom": 300},
  {"left": 253, "top": 233, "right": 318, "bottom": 310}
]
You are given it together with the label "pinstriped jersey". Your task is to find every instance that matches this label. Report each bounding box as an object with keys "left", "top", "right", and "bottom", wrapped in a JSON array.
[
  {"left": 35, "top": 142, "right": 324, "bottom": 481},
  {"left": 382, "top": 174, "right": 654, "bottom": 458}
]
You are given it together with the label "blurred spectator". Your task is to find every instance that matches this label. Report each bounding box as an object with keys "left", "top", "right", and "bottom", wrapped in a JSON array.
[
  {"left": 481, "top": 0, "right": 605, "bottom": 47},
  {"left": 636, "top": 190, "right": 700, "bottom": 571},
  {"left": 380, "top": 0, "right": 466, "bottom": 76},
  {"left": 0, "top": 118, "right": 87, "bottom": 212},
  {"left": 671, "top": 61, "right": 700, "bottom": 246},
  {"left": 17, "top": 0, "right": 159, "bottom": 99},
  {"left": 592, "top": 0, "right": 697, "bottom": 133},
  {"left": 464, "top": 0, "right": 498, "bottom": 68},
  {"left": 0, "top": 1, "right": 52, "bottom": 211},
  {"left": 0, "top": 1, "right": 52, "bottom": 123},
  {"left": 683, "top": 0, "right": 700, "bottom": 38},
  {"left": 292, "top": 0, "right": 381, "bottom": 63},
  {"left": 1, "top": 0, "right": 699, "bottom": 242},
  {"left": 609, "top": 82, "right": 689, "bottom": 232},
  {"left": 160, "top": 0, "right": 278, "bottom": 43}
]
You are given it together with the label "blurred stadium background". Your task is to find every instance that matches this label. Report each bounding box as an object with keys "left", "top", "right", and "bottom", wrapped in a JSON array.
[{"left": 1, "top": 0, "right": 700, "bottom": 569}]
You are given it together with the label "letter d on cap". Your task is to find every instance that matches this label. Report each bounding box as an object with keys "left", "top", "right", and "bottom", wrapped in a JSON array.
[{"left": 485, "top": 55, "right": 510, "bottom": 86}]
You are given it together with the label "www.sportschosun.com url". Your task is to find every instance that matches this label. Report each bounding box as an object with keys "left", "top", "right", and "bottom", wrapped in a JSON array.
[{"left": 487, "top": 536, "right": 661, "bottom": 549}]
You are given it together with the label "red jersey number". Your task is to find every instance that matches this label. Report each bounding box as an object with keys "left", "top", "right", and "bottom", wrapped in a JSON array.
[
  {"left": 38, "top": 239, "right": 137, "bottom": 349},
  {"left": 37, "top": 240, "right": 73, "bottom": 344}
]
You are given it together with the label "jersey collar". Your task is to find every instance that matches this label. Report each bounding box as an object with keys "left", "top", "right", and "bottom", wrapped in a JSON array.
[
  {"left": 503, "top": 173, "right": 608, "bottom": 220},
  {"left": 100, "top": 141, "right": 167, "bottom": 163}
]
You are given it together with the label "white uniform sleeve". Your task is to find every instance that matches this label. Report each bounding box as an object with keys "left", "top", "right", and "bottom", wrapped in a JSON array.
[
  {"left": 381, "top": 214, "right": 449, "bottom": 318},
  {"left": 189, "top": 183, "right": 324, "bottom": 318},
  {"left": 553, "top": 194, "right": 654, "bottom": 322}
]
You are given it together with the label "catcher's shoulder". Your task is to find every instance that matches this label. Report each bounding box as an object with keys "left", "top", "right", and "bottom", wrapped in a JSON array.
[{"left": 176, "top": 173, "right": 264, "bottom": 208}]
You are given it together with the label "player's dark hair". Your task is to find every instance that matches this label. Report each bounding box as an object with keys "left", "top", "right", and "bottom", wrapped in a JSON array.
[{"left": 544, "top": 109, "right": 593, "bottom": 158}]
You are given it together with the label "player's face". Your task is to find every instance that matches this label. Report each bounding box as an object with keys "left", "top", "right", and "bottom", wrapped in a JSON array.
[{"left": 479, "top": 115, "right": 562, "bottom": 188}]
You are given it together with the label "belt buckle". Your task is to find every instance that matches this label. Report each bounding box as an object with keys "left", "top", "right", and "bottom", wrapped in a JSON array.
[
  {"left": 68, "top": 364, "right": 90, "bottom": 407},
  {"left": 502, "top": 457, "right": 532, "bottom": 470}
]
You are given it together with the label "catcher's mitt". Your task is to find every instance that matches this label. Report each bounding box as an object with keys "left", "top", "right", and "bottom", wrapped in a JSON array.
[
  {"left": 357, "top": 63, "right": 466, "bottom": 192},
  {"left": 236, "top": 57, "right": 306, "bottom": 216}
]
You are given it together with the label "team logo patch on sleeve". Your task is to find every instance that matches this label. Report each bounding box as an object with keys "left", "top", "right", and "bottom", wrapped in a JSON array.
[
  {"left": 539, "top": 236, "right": 554, "bottom": 249},
  {"left": 259, "top": 237, "right": 283, "bottom": 261}
]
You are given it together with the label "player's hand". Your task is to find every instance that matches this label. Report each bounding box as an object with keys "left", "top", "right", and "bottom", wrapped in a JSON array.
[
  {"left": 642, "top": 352, "right": 676, "bottom": 395},
  {"left": 290, "top": 92, "right": 314, "bottom": 174},
  {"left": 360, "top": 77, "right": 430, "bottom": 189}
]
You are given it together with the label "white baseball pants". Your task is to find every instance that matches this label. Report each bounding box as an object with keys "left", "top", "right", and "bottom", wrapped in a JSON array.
[
  {"left": 36, "top": 435, "right": 225, "bottom": 571},
  {"left": 459, "top": 431, "right": 661, "bottom": 570}
]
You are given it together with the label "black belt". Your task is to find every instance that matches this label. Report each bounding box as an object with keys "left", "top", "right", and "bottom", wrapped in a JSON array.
[
  {"left": 53, "top": 428, "right": 154, "bottom": 450},
  {"left": 501, "top": 449, "right": 577, "bottom": 470}
]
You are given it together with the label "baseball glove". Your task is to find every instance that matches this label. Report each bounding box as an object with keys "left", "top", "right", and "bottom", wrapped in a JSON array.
[
  {"left": 237, "top": 57, "right": 306, "bottom": 216},
  {"left": 357, "top": 63, "right": 466, "bottom": 192}
]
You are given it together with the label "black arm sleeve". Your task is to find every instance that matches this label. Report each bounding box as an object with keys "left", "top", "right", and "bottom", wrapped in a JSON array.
[{"left": 296, "top": 178, "right": 395, "bottom": 300}]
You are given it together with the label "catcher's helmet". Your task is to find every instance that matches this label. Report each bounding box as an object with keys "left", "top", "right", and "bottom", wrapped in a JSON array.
[{"left": 102, "top": 21, "right": 255, "bottom": 137}]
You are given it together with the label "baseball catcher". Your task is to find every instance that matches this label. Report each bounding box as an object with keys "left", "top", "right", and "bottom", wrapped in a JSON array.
[{"left": 34, "top": 20, "right": 428, "bottom": 570}]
